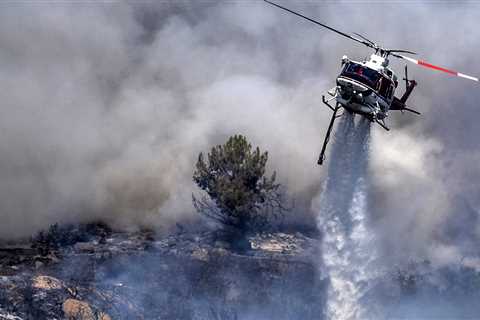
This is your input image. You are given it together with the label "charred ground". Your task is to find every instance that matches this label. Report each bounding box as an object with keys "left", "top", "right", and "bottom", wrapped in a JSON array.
[{"left": 0, "top": 223, "right": 325, "bottom": 319}]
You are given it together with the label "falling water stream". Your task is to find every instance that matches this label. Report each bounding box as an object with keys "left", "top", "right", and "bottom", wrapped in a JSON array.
[{"left": 315, "top": 113, "right": 379, "bottom": 320}]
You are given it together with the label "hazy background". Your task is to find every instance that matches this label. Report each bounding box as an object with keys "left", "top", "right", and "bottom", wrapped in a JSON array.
[{"left": 0, "top": 0, "right": 479, "bottom": 269}]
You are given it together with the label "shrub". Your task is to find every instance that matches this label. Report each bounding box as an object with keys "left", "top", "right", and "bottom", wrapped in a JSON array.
[{"left": 193, "top": 135, "right": 286, "bottom": 250}]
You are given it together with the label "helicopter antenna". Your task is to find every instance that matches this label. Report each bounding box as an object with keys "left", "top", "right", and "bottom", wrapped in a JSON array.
[{"left": 263, "top": 0, "right": 374, "bottom": 50}]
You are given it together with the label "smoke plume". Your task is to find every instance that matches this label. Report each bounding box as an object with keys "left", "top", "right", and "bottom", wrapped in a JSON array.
[{"left": 0, "top": 1, "right": 479, "bottom": 277}]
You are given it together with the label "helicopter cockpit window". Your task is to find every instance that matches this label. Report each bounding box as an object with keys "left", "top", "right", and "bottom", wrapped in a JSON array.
[
  {"left": 340, "top": 62, "right": 395, "bottom": 100},
  {"left": 341, "top": 62, "right": 381, "bottom": 89}
]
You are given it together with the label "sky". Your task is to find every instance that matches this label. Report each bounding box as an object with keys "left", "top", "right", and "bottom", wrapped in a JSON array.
[{"left": 0, "top": 0, "right": 479, "bottom": 269}]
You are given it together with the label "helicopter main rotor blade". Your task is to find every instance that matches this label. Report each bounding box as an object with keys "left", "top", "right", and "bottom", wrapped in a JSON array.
[
  {"left": 387, "top": 49, "right": 417, "bottom": 55},
  {"left": 353, "top": 32, "right": 376, "bottom": 47},
  {"left": 263, "top": 0, "right": 374, "bottom": 49},
  {"left": 398, "top": 55, "right": 479, "bottom": 82}
]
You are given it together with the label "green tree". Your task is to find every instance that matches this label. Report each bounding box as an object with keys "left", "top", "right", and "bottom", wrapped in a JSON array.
[{"left": 193, "top": 135, "right": 285, "bottom": 250}]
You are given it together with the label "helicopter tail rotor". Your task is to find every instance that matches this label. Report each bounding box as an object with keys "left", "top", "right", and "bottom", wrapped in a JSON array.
[{"left": 398, "top": 55, "right": 479, "bottom": 82}]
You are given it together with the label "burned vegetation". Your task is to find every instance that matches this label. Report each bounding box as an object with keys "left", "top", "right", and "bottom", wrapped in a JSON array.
[{"left": 0, "top": 223, "right": 323, "bottom": 319}]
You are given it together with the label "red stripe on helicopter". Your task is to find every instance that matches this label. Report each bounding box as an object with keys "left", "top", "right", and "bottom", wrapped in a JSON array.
[
  {"left": 417, "top": 60, "right": 457, "bottom": 76},
  {"left": 400, "top": 55, "right": 478, "bottom": 82}
]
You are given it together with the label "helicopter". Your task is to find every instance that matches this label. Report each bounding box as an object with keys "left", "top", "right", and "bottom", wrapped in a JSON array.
[{"left": 263, "top": 0, "right": 479, "bottom": 165}]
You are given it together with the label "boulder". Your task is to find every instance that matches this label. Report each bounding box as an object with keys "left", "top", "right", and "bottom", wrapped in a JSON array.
[
  {"left": 62, "top": 299, "right": 94, "bottom": 320},
  {"left": 32, "top": 275, "right": 62, "bottom": 290}
]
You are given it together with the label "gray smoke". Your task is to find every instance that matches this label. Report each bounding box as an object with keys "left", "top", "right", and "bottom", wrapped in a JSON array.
[{"left": 0, "top": 0, "right": 479, "bottom": 275}]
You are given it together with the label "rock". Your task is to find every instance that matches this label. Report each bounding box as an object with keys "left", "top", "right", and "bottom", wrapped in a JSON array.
[
  {"left": 191, "top": 248, "right": 209, "bottom": 261},
  {"left": 34, "top": 261, "right": 44, "bottom": 270},
  {"left": 62, "top": 299, "right": 94, "bottom": 320},
  {"left": 32, "top": 275, "right": 62, "bottom": 290},
  {"left": 98, "top": 312, "right": 111, "bottom": 320},
  {"left": 0, "top": 311, "right": 23, "bottom": 320}
]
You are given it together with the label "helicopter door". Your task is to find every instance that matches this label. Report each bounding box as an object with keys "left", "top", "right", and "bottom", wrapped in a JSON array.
[{"left": 377, "top": 76, "right": 395, "bottom": 101}]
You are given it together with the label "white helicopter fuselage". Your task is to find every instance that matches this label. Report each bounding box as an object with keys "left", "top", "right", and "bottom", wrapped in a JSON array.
[{"left": 332, "top": 54, "right": 397, "bottom": 121}]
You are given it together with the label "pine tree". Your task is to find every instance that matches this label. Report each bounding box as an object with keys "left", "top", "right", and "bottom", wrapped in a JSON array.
[{"left": 193, "top": 135, "right": 285, "bottom": 250}]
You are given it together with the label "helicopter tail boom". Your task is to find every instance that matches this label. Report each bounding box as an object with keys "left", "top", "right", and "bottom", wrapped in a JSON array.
[
  {"left": 399, "top": 55, "right": 479, "bottom": 82},
  {"left": 390, "top": 72, "right": 420, "bottom": 115}
]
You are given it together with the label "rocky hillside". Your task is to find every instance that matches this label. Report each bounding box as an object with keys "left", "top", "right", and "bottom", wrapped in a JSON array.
[{"left": 0, "top": 226, "right": 324, "bottom": 320}]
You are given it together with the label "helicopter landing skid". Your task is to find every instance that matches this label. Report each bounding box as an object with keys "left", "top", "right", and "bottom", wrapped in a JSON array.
[
  {"left": 375, "top": 118, "right": 390, "bottom": 131},
  {"left": 318, "top": 97, "right": 342, "bottom": 165}
]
